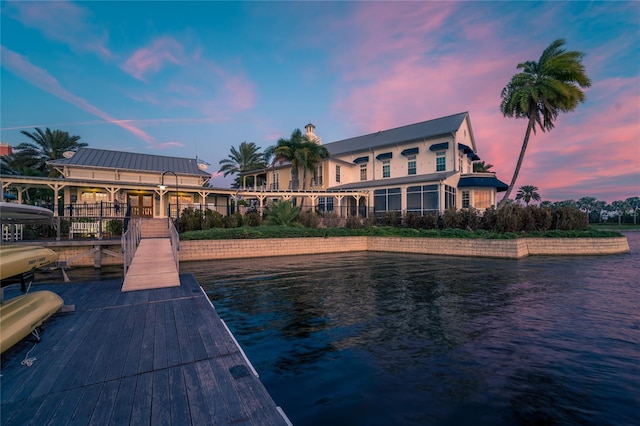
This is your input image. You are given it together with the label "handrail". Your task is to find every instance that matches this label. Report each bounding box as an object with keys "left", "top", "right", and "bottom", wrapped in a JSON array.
[
  {"left": 168, "top": 218, "right": 180, "bottom": 272},
  {"left": 121, "top": 217, "right": 142, "bottom": 276}
]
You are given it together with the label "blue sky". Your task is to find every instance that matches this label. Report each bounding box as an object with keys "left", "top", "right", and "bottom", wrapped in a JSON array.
[{"left": 1, "top": 1, "right": 638, "bottom": 202}]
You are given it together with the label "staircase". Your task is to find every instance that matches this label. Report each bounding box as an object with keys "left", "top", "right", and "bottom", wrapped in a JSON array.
[{"left": 141, "top": 218, "right": 170, "bottom": 238}]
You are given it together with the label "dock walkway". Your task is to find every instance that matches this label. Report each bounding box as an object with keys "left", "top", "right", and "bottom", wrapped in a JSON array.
[
  {"left": 122, "top": 238, "right": 180, "bottom": 292},
  {"left": 0, "top": 275, "right": 290, "bottom": 425}
]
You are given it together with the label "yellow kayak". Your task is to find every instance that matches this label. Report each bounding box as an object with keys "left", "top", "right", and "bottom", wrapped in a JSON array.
[
  {"left": 0, "top": 245, "right": 59, "bottom": 281},
  {"left": 0, "top": 290, "right": 63, "bottom": 353}
]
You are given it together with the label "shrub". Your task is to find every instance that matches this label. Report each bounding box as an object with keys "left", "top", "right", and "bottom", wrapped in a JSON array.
[
  {"left": 299, "top": 210, "right": 321, "bottom": 228},
  {"left": 179, "top": 207, "right": 203, "bottom": 232},
  {"left": 203, "top": 209, "right": 223, "bottom": 229},
  {"left": 379, "top": 211, "right": 401, "bottom": 227},
  {"left": 442, "top": 208, "right": 462, "bottom": 229},
  {"left": 363, "top": 215, "right": 379, "bottom": 228},
  {"left": 345, "top": 215, "right": 363, "bottom": 229},
  {"left": 265, "top": 200, "right": 300, "bottom": 226},
  {"left": 322, "top": 211, "right": 341, "bottom": 228},
  {"left": 106, "top": 219, "right": 124, "bottom": 235},
  {"left": 223, "top": 212, "right": 243, "bottom": 228},
  {"left": 244, "top": 212, "right": 262, "bottom": 227},
  {"left": 458, "top": 208, "right": 481, "bottom": 230},
  {"left": 553, "top": 207, "right": 588, "bottom": 230},
  {"left": 404, "top": 212, "right": 423, "bottom": 229}
]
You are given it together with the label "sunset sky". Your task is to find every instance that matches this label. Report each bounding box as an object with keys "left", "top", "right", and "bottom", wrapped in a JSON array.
[{"left": 1, "top": 1, "right": 638, "bottom": 202}]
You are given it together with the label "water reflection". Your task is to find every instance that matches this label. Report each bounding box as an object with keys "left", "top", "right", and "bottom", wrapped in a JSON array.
[{"left": 183, "top": 233, "right": 639, "bottom": 425}]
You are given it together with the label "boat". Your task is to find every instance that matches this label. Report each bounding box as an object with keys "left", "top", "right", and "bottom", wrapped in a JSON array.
[
  {"left": 0, "top": 245, "right": 59, "bottom": 281},
  {"left": 0, "top": 290, "right": 63, "bottom": 353},
  {"left": 0, "top": 202, "right": 54, "bottom": 224}
]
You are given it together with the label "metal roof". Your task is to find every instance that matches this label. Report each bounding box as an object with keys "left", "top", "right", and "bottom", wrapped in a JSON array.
[
  {"left": 48, "top": 148, "right": 210, "bottom": 176},
  {"left": 330, "top": 171, "right": 457, "bottom": 190},
  {"left": 323, "top": 112, "right": 469, "bottom": 156},
  {"left": 458, "top": 175, "right": 509, "bottom": 192}
]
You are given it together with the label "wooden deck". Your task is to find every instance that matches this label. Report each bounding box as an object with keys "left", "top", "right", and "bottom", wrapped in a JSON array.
[
  {"left": 122, "top": 238, "right": 180, "bottom": 292},
  {"left": 0, "top": 275, "right": 290, "bottom": 425}
]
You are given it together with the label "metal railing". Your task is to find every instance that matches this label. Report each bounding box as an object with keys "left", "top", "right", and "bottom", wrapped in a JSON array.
[
  {"left": 122, "top": 217, "right": 142, "bottom": 276},
  {"left": 168, "top": 216, "right": 180, "bottom": 272}
]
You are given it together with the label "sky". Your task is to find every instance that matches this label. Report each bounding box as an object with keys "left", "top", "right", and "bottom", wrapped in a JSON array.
[{"left": 1, "top": 1, "right": 638, "bottom": 203}]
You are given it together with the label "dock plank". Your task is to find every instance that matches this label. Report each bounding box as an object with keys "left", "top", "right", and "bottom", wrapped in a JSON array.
[{"left": 1, "top": 275, "right": 288, "bottom": 426}]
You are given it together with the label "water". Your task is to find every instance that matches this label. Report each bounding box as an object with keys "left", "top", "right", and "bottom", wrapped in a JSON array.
[
  {"left": 32, "top": 235, "right": 640, "bottom": 425},
  {"left": 180, "top": 234, "right": 640, "bottom": 426}
]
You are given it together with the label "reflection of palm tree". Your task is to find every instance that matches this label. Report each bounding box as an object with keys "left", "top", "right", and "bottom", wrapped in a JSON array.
[
  {"left": 499, "top": 39, "right": 591, "bottom": 207},
  {"left": 473, "top": 161, "right": 493, "bottom": 173},
  {"left": 218, "top": 141, "right": 264, "bottom": 188},
  {"left": 18, "top": 127, "right": 86, "bottom": 176},
  {"left": 515, "top": 185, "right": 541, "bottom": 205}
]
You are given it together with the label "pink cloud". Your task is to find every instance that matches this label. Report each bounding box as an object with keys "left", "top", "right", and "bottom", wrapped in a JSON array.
[
  {"left": 121, "top": 37, "right": 185, "bottom": 81},
  {"left": 328, "top": 3, "right": 638, "bottom": 203},
  {"left": 1, "top": 45, "right": 155, "bottom": 144},
  {"left": 3, "top": 0, "right": 111, "bottom": 59}
]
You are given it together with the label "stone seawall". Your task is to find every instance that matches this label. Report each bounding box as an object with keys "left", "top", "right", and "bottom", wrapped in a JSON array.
[
  {"left": 32, "top": 236, "right": 629, "bottom": 266},
  {"left": 179, "top": 236, "right": 630, "bottom": 261}
]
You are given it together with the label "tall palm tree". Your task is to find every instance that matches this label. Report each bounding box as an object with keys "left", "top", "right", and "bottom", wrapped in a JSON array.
[
  {"left": 499, "top": 39, "right": 591, "bottom": 207},
  {"left": 515, "top": 185, "right": 541, "bottom": 205},
  {"left": 577, "top": 196, "right": 597, "bottom": 223},
  {"left": 274, "top": 129, "right": 306, "bottom": 190},
  {"left": 17, "top": 128, "right": 86, "bottom": 176},
  {"left": 299, "top": 140, "right": 329, "bottom": 190},
  {"left": 218, "top": 141, "right": 264, "bottom": 188},
  {"left": 473, "top": 161, "right": 494, "bottom": 173}
]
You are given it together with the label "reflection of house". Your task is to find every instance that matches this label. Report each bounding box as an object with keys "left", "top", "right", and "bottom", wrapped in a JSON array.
[
  {"left": 244, "top": 112, "right": 507, "bottom": 214},
  {"left": 1, "top": 148, "right": 234, "bottom": 218}
]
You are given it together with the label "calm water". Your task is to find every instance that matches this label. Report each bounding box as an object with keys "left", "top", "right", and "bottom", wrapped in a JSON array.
[
  {"left": 181, "top": 233, "right": 640, "bottom": 426},
  {"left": 34, "top": 235, "right": 639, "bottom": 425}
]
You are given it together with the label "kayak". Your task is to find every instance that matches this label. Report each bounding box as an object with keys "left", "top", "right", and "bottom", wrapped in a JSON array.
[
  {"left": 0, "top": 245, "right": 59, "bottom": 281},
  {"left": 0, "top": 290, "right": 63, "bottom": 353},
  {"left": 0, "top": 202, "right": 54, "bottom": 224}
]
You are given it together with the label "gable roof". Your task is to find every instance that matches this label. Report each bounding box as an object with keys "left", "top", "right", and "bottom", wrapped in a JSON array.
[
  {"left": 323, "top": 112, "right": 469, "bottom": 156},
  {"left": 48, "top": 148, "right": 210, "bottom": 176}
]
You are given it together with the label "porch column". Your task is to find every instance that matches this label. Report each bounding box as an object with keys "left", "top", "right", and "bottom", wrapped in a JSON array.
[
  {"left": 335, "top": 195, "right": 344, "bottom": 217},
  {"left": 157, "top": 189, "right": 167, "bottom": 217}
]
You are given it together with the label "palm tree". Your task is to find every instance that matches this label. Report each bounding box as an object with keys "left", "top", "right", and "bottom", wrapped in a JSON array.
[
  {"left": 473, "top": 161, "right": 494, "bottom": 173},
  {"left": 17, "top": 128, "right": 86, "bottom": 176},
  {"left": 626, "top": 196, "right": 640, "bottom": 225},
  {"left": 515, "top": 185, "right": 541, "bottom": 205},
  {"left": 218, "top": 141, "right": 264, "bottom": 188},
  {"left": 274, "top": 129, "right": 306, "bottom": 190},
  {"left": 577, "top": 196, "right": 597, "bottom": 223},
  {"left": 499, "top": 39, "right": 591, "bottom": 207}
]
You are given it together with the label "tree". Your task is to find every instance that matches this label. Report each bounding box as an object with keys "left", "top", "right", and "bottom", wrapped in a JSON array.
[
  {"left": 610, "top": 200, "right": 629, "bottom": 225},
  {"left": 16, "top": 128, "right": 86, "bottom": 176},
  {"left": 577, "top": 196, "right": 597, "bottom": 223},
  {"left": 473, "top": 161, "right": 494, "bottom": 173},
  {"left": 265, "top": 200, "right": 300, "bottom": 226},
  {"left": 218, "top": 141, "right": 264, "bottom": 188},
  {"left": 625, "top": 196, "right": 640, "bottom": 225},
  {"left": 515, "top": 185, "right": 541, "bottom": 205},
  {"left": 499, "top": 39, "right": 591, "bottom": 207},
  {"left": 274, "top": 129, "right": 306, "bottom": 190}
]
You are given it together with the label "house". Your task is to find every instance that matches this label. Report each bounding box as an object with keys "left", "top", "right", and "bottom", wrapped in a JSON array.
[
  {"left": 1, "top": 148, "right": 234, "bottom": 219},
  {"left": 243, "top": 112, "right": 507, "bottom": 215}
]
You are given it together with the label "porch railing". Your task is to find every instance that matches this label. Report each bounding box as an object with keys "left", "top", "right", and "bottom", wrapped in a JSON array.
[{"left": 168, "top": 218, "right": 180, "bottom": 272}]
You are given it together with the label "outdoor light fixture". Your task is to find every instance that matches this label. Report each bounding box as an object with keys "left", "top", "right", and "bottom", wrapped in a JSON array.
[{"left": 159, "top": 170, "right": 179, "bottom": 233}]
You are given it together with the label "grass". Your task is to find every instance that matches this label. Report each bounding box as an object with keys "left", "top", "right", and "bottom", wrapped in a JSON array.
[
  {"left": 180, "top": 226, "right": 624, "bottom": 240},
  {"left": 589, "top": 223, "right": 640, "bottom": 231}
]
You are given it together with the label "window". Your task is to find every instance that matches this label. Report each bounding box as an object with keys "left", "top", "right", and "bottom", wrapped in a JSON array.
[
  {"left": 382, "top": 160, "right": 391, "bottom": 178},
  {"left": 436, "top": 152, "right": 446, "bottom": 172},
  {"left": 459, "top": 154, "right": 464, "bottom": 173},
  {"left": 474, "top": 189, "right": 491, "bottom": 209},
  {"left": 462, "top": 191, "right": 470, "bottom": 208},
  {"left": 314, "top": 165, "right": 323, "bottom": 186},
  {"left": 80, "top": 192, "right": 108, "bottom": 203},
  {"left": 272, "top": 171, "right": 279, "bottom": 190},
  {"left": 374, "top": 188, "right": 401, "bottom": 212},
  {"left": 407, "top": 155, "right": 416, "bottom": 175},
  {"left": 336, "top": 165, "right": 341, "bottom": 183},
  {"left": 318, "top": 196, "right": 334, "bottom": 212},
  {"left": 360, "top": 164, "right": 367, "bottom": 181},
  {"left": 407, "top": 185, "right": 439, "bottom": 214},
  {"left": 444, "top": 185, "right": 456, "bottom": 209}
]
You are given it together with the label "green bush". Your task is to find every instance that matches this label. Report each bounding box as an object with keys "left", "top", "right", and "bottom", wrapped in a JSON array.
[
  {"left": 244, "top": 212, "right": 262, "bottom": 227},
  {"left": 379, "top": 211, "right": 401, "bottom": 227},
  {"left": 345, "top": 215, "right": 364, "bottom": 229},
  {"left": 106, "top": 219, "right": 124, "bottom": 235},
  {"left": 223, "top": 212, "right": 243, "bottom": 228},
  {"left": 322, "top": 212, "right": 341, "bottom": 228},
  {"left": 553, "top": 207, "right": 588, "bottom": 230},
  {"left": 179, "top": 207, "right": 203, "bottom": 232},
  {"left": 203, "top": 210, "right": 223, "bottom": 229},
  {"left": 299, "top": 210, "right": 321, "bottom": 228},
  {"left": 265, "top": 200, "right": 300, "bottom": 226}
]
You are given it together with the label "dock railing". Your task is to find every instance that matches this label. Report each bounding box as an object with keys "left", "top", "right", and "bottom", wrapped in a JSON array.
[
  {"left": 168, "top": 218, "right": 180, "bottom": 272},
  {"left": 122, "top": 217, "right": 142, "bottom": 276}
]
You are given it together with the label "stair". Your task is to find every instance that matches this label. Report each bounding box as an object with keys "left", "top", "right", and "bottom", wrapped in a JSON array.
[{"left": 141, "top": 218, "right": 171, "bottom": 238}]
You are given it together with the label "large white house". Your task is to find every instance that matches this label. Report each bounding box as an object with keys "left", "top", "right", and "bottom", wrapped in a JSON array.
[{"left": 242, "top": 112, "right": 507, "bottom": 216}]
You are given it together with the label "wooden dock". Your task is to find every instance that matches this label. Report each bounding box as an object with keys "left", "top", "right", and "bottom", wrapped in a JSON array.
[
  {"left": 0, "top": 275, "right": 290, "bottom": 425},
  {"left": 122, "top": 238, "right": 180, "bottom": 292}
]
